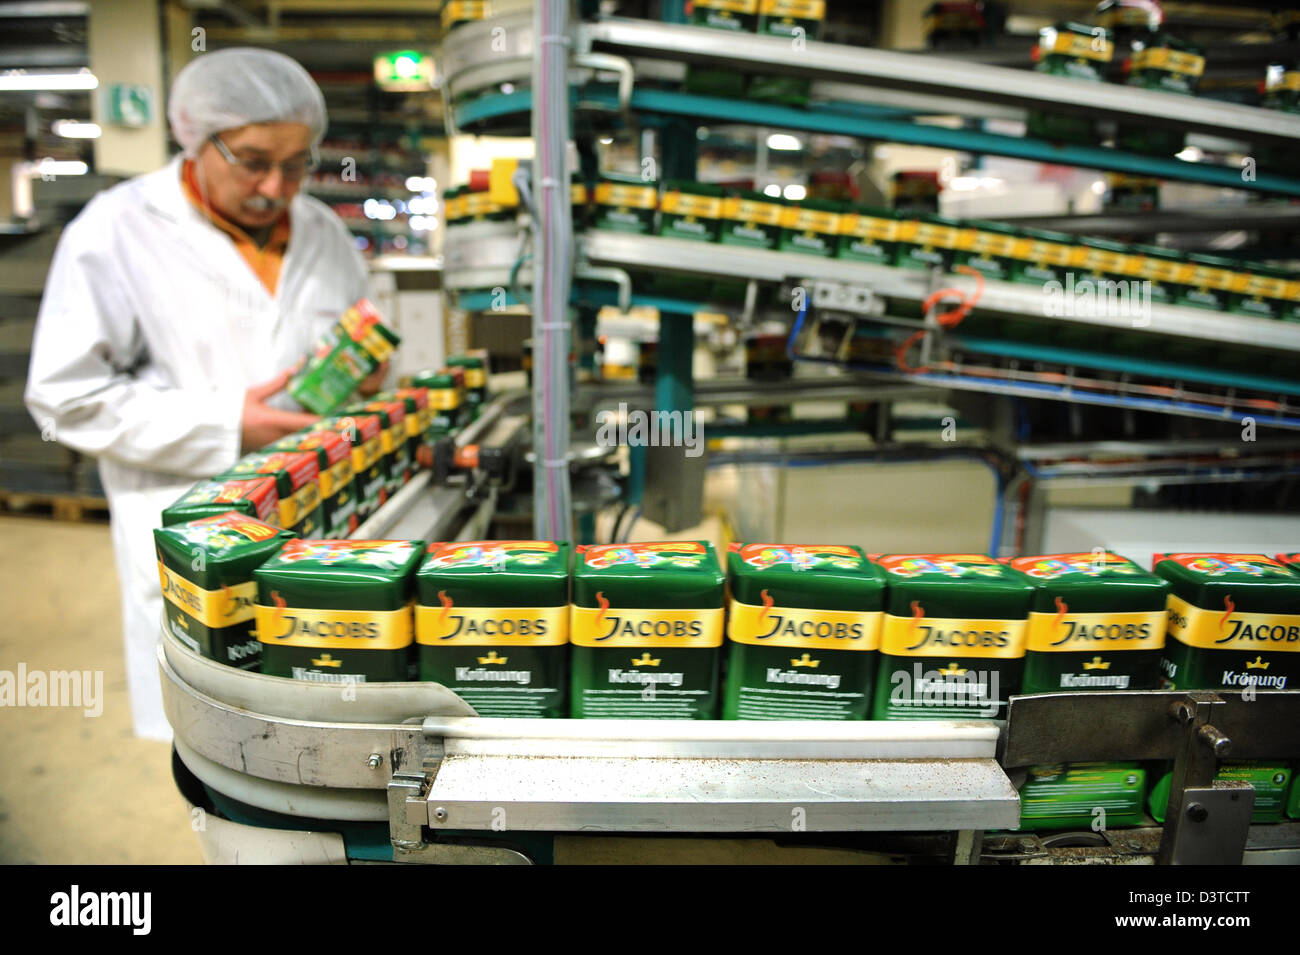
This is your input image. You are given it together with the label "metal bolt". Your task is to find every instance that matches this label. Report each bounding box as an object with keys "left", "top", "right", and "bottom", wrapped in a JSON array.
[
  {"left": 1125, "top": 841, "right": 1143, "bottom": 852},
  {"left": 434, "top": 807, "right": 448, "bottom": 821},
  {"left": 1186, "top": 803, "right": 1209, "bottom": 823},
  {"left": 1197, "top": 723, "right": 1231, "bottom": 758},
  {"left": 367, "top": 753, "right": 382, "bottom": 768},
  {"left": 1017, "top": 837, "right": 1036, "bottom": 852},
  {"left": 1169, "top": 700, "right": 1194, "bottom": 724}
]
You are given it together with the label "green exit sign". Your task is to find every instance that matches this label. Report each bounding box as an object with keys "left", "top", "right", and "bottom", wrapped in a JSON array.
[
  {"left": 374, "top": 51, "right": 434, "bottom": 91},
  {"left": 105, "top": 83, "right": 154, "bottom": 127}
]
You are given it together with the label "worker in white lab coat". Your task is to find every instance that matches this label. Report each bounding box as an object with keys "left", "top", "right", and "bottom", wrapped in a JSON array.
[{"left": 25, "top": 49, "right": 379, "bottom": 740}]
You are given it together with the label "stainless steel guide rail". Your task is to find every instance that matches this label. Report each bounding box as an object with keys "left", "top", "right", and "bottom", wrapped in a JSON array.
[
  {"left": 161, "top": 613, "right": 1300, "bottom": 863},
  {"left": 159, "top": 627, "right": 1018, "bottom": 861}
]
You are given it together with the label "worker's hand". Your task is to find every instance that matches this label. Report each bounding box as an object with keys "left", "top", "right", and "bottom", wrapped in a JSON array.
[
  {"left": 241, "top": 368, "right": 319, "bottom": 452},
  {"left": 356, "top": 360, "right": 389, "bottom": 398}
]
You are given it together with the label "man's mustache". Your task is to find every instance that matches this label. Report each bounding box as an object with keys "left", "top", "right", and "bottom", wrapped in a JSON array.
[{"left": 243, "top": 195, "right": 288, "bottom": 213}]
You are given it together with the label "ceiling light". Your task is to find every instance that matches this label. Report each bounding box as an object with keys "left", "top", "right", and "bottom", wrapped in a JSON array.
[
  {"left": 0, "top": 69, "right": 97, "bottom": 91},
  {"left": 51, "top": 120, "right": 101, "bottom": 139},
  {"left": 766, "top": 133, "right": 802, "bottom": 151}
]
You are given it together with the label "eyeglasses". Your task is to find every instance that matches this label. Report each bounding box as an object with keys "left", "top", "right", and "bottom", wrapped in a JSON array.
[{"left": 208, "top": 134, "right": 320, "bottom": 181}]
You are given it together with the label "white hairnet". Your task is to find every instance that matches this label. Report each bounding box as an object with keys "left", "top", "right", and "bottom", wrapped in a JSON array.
[{"left": 168, "top": 48, "right": 327, "bottom": 157}]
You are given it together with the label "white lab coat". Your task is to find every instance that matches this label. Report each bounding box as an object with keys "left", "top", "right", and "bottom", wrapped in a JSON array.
[{"left": 25, "top": 155, "right": 368, "bottom": 740}]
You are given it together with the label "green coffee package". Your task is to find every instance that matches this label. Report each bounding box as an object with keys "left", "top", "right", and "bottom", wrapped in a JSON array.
[
  {"left": 570, "top": 542, "right": 725, "bottom": 719},
  {"left": 216, "top": 450, "right": 325, "bottom": 540},
  {"left": 1011, "top": 551, "right": 1168, "bottom": 693},
  {"left": 416, "top": 540, "right": 571, "bottom": 717},
  {"left": 723, "top": 544, "right": 884, "bottom": 720},
  {"left": 161, "top": 476, "right": 279, "bottom": 527},
  {"left": 154, "top": 511, "right": 295, "bottom": 668},
  {"left": 1153, "top": 553, "right": 1300, "bottom": 691},
  {"left": 870, "top": 554, "right": 1033, "bottom": 720},
  {"left": 255, "top": 538, "right": 423, "bottom": 683}
]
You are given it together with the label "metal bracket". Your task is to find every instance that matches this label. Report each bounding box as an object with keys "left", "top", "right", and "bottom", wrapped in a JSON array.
[
  {"left": 573, "top": 52, "right": 634, "bottom": 118},
  {"left": 809, "top": 278, "right": 881, "bottom": 316},
  {"left": 388, "top": 771, "right": 433, "bottom": 856},
  {"left": 1157, "top": 691, "right": 1239, "bottom": 865},
  {"left": 385, "top": 740, "right": 533, "bottom": 864},
  {"left": 1163, "top": 782, "right": 1256, "bottom": 865}
]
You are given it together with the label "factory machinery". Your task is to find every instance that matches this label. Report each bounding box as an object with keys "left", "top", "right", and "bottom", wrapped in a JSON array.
[
  {"left": 167, "top": 2, "right": 1300, "bottom": 865},
  {"left": 162, "top": 392, "right": 1300, "bottom": 865}
]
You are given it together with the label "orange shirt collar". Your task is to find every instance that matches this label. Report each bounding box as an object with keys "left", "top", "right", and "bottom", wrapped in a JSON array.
[{"left": 181, "top": 158, "right": 291, "bottom": 293}]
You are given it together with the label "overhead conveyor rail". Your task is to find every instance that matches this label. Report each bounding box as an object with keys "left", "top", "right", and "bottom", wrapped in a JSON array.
[
  {"left": 579, "top": 231, "right": 1300, "bottom": 355},
  {"left": 580, "top": 17, "right": 1300, "bottom": 147},
  {"left": 439, "top": 12, "right": 1300, "bottom": 196}
]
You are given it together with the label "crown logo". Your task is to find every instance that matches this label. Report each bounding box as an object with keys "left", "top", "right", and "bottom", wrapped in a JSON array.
[
  {"left": 938, "top": 662, "right": 967, "bottom": 676},
  {"left": 1246, "top": 656, "right": 1270, "bottom": 670},
  {"left": 310, "top": 653, "right": 343, "bottom": 668},
  {"left": 477, "top": 650, "right": 508, "bottom": 665},
  {"left": 791, "top": 653, "right": 820, "bottom": 668},
  {"left": 175, "top": 614, "right": 189, "bottom": 630},
  {"left": 631, "top": 652, "right": 660, "bottom": 667},
  {"left": 1082, "top": 656, "right": 1110, "bottom": 671}
]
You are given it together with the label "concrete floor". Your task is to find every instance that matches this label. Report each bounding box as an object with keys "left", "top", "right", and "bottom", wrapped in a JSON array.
[{"left": 0, "top": 516, "right": 200, "bottom": 864}]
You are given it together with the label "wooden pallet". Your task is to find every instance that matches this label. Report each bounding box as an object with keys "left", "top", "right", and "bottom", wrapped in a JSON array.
[{"left": 0, "top": 490, "right": 110, "bottom": 523}]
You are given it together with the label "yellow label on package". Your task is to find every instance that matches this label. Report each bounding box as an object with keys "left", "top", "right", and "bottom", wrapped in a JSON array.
[
  {"left": 319, "top": 458, "right": 353, "bottom": 499},
  {"left": 1083, "top": 248, "right": 1131, "bottom": 274},
  {"left": 760, "top": 0, "right": 825, "bottom": 18},
  {"left": 724, "top": 196, "right": 784, "bottom": 226},
  {"left": 968, "top": 230, "right": 1017, "bottom": 256},
  {"left": 1026, "top": 610, "right": 1166, "bottom": 652},
  {"left": 379, "top": 423, "right": 403, "bottom": 454},
  {"left": 1014, "top": 238, "right": 1073, "bottom": 266},
  {"left": 1132, "top": 47, "right": 1205, "bottom": 77},
  {"left": 462, "top": 367, "right": 486, "bottom": 388},
  {"left": 661, "top": 191, "right": 722, "bottom": 218},
  {"left": 1242, "top": 274, "right": 1287, "bottom": 298},
  {"left": 841, "top": 214, "right": 898, "bottom": 241},
  {"left": 728, "top": 601, "right": 882, "bottom": 651},
  {"left": 279, "top": 481, "right": 321, "bottom": 529},
  {"left": 595, "top": 182, "right": 657, "bottom": 210},
  {"left": 1188, "top": 265, "right": 1236, "bottom": 290},
  {"left": 780, "top": 206, "right": 839, "bottom": 233},
  {"left": 416, "top": 605, "right": 569, "bottom": 646},
  {"left": 1165, "top": 595, "right": 1300, "bottom": 652},
  {"left": 571, "top": 606, "right": 724, "bottom": 648},
  {"left": 697, "top": 0, "right": 759, "bottom": 11},
  {"left": 1045, "top": 30, "right": 1112, "bottom": 62},
  {"left": 914, "top": 221, "right": 960, "bottom": 249},
  {"left": 350, "top": 436, "right": 382, "bottom": 472},
  {"left": 463, "top": 191, "right": 505, "bottom": 218},
  {"left": 442, "top": 1, "right": 490, "bottom": 28},
  {"left": 158, "top": 562, "right": 256, "bottom": 628},
  {"left": 429, "top": 388, "right": 459, "bottom": 411},
  {"left": 1140, "top": 256, "right": 1193, "bottom": 284},
  {"left": 255, "top": 604, "right": 414, "bottom": 649},
  {"left": 881, "top": 614, "right": 1028, "bottom": 659}
]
